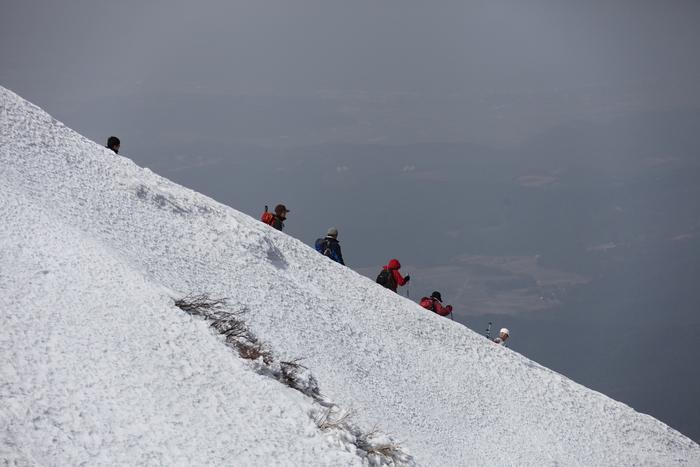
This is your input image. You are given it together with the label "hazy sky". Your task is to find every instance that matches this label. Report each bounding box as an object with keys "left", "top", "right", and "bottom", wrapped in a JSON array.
[{"left": 2, "top": 0, "right": 700, "bottom": 100}]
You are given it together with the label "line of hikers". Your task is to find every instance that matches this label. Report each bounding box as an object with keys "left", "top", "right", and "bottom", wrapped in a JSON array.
[
  {"left": 106, "top": 138, "right": 509, "bottom": 343},
  {"left": 260, "top": 203, "right": 510, "bottom": 345}
]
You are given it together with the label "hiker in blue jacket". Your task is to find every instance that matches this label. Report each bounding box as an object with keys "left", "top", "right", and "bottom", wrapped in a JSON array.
[{"left": 315, "top": 228, "right": 345, "bottom": 265}]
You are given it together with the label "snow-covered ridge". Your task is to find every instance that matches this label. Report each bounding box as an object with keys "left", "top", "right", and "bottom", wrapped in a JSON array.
[{"left": 2, "top": 86, "right": 699, "bottom": 466}]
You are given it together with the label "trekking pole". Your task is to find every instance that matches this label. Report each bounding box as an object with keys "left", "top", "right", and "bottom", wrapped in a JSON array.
[{"left": 486, "top": 322, "right": 492, "bottom": 339}]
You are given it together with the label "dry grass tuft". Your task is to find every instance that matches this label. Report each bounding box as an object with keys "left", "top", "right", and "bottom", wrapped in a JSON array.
[
  {"left": 233, "top": 338, "right": 274, "bottom": 365},
  {"left": 359, "top": 442, "right": 409, "bottom": 465},
  {"left": 276, "top": 358, "right": 313, "bottom": 394},
  {"left": 314, "top": 404, "right": 356, "bottom": 430},
  {"left": 314, "top": 405, "right": 412, "bottom": 466},
  {"left": 174, "top": 293, "right": 319, "bottom": 399},
  {"left": 175, "top": 292, "right": 411, "bottom": 465},
  {"left": 175, "top": 293, "right": 229, "bottom": 316}
]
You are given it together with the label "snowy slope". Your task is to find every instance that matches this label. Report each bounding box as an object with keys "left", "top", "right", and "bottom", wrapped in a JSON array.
[{"left": 1, "top": 86, "right": 699, "bottom": 467}]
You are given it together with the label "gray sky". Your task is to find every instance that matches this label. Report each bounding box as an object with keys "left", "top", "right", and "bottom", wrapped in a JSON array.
[
  {"left": 3, "top": 0, "right": 700, "bottom": 153},
  {"left": 3, "top": 0, "right": 700, "bottom": 98}
]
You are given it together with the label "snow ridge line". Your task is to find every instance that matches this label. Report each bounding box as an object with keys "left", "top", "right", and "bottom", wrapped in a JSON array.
[{"left": 173, "top": 293, "right": 415, "bottom": 467}]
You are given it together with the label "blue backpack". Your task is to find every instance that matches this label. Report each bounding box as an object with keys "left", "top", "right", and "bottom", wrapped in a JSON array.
[{"left": 315, "top": 238, "right": 332, "bottom": 258}]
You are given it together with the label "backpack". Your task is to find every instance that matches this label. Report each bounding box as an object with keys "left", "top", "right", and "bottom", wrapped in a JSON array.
[
  {"left": 419, "top": 297, "right": 436, "bottom": 312},
  {"left": 376, "top": 269, "right": 394, "bottom": 289},
  {"left": 261, "top": 212, "right": 275, "bottom": 226},
  {"left": 261, "top": 206, "right": 275, "bottom": 227},
  {"left": 315, "top": 238, "right": 333, "bottom": 258}
]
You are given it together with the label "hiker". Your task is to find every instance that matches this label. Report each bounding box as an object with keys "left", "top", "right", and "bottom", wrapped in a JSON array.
[
  {"left": 419, "top": 291, "right": 453, "bottom": 317},
  {"left": 262, "top": 204, "right": 289, "bottom": 231},
  {"left": 315, "top": 228, "right": 345, "bottom": 265},
  {"left": 271, "top": 204, "right": 289, "bottom": 231},
  {"left": 106, "top": 136, "right": 120, "bottom": 154},
  {"left": 376, "top": 259, "right": 410, "bottom": 293},
  {"left": 492, "top": 328, "right": 510, "bottom": 347}
]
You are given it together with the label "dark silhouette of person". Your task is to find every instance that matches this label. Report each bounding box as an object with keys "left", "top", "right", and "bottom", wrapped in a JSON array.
[{"left": 106, "top": 136, "right": 120, "bottom": 154}]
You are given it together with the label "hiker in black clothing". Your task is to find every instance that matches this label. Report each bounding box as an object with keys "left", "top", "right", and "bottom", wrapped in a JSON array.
[
  {"left": 315, "top": 228, "right": 345, "bottom": 265},
  {"left": 106, "top": 136, "right": 120, "bottom": 154},
  {"left": 271, "top": 204, "right": 289, "bottom": 231}
]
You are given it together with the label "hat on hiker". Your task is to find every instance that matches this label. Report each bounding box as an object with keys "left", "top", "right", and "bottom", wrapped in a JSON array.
[
  {"left": 430, "top": 291, "right": 443, "bottom": 302},
  {"left": 500, "top": 328, "right": 510, "bottom": 337},
  {"left": 327, "top": 228, "right": 338, "bottom": 236},
  {"left": 107, "top": 136, "right": 120, "bottom": 148},
  {"left": 274, "top": 204, "right": 290, "bottom": 214}
]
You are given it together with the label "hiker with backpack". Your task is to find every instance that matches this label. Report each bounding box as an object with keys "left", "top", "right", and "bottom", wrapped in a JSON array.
[
  {"left": 315, "top": 228, "right": 345, "bottom": 265},
  {"left": 492, "top": 328, "right": 510, "bottom": 347},
  {"left": 376, "top": 259, "right": 410, "bottom": 293},
  {"left": 261, "top": 204, "right": 290, "bottom": 231},
  {"left": 419, "top": 291, "right": 453, "bottom": 318}
]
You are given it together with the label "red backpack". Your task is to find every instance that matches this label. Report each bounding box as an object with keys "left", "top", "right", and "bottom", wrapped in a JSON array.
[
  {"left": 419, "top": 297, "right": 436, "bottom": 312},
  {"left": 261, "top": 212, "right": 275, "bottom": 226},
  {"left": 261, "top": 206, "right": 275, "bottom": 226}
]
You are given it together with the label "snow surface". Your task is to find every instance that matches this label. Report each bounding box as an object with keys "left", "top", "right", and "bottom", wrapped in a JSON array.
[{"left": 1, "top": 85, "right": 699, "bottom": 466}]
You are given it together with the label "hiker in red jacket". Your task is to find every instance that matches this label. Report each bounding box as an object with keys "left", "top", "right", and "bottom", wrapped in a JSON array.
[
  {"left": 378, "top": 259, "right": 410, "bottom": 293},
  {"left": 419, "top": 291, "right": 453, "bottom": 317}
]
